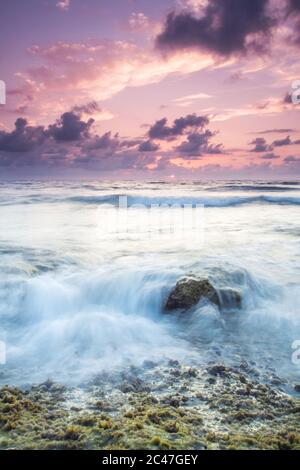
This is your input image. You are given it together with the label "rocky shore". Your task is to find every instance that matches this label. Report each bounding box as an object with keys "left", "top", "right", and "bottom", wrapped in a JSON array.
[
  {"left": 0, "top": 275, "right": 299, "bottom": 450},
  {"left": 0, "top": 359, "right": 299, "bottom": 450}
]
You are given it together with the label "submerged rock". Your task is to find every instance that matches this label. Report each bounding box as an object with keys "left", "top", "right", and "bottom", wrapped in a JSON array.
[
  {"left": 165, "top": 276, "right": 242, "bottom": 313},
  {"left": 165, "top": 277, "right": 220, "bottom": 312},
  {"left": 207, "top": 365, "right": 229, "bottom": 377},
  {"left": 218, "top": 288, "right": 242, "bottom": 310}
]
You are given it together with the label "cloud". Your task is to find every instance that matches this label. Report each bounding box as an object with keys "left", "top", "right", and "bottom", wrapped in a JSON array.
[
  {"left": 176, "top": 130, "right": 223, "bottom": 157},
  {"left": 146, "top": 113, "right": 223, "bottom": 158},
  {"left": 84, "top": 131, "right": 119, "bottom": 152},
  {"left": 0, "top": 118, "right": 46, "bottom": 153},
  {"left": 71, "top": 101, "right": 102, "bottom": 116},
  {"left": 207, "top": 90, "right": 296, "bottom": 123},
  {"left": 47, "top": 112, "right": 94, "bottom": 142},
  {"left": 56, "top": 0, "right": 70, "bottom": 11},
  {"left": 0, "top": 108, "right": 225, "bottom": 172},
  {"left": 0, "top": 107, "right": 161, "bottom": 171},
  {"left": 149, "top": 114, "right": 209, "bottom": 140},
  {"left": 284, "top": 155, "right": 300, "bottom": 163},
  {"left": 272, "top": 135, "right": 292, "bottom": 147},
  {"left": 250, "top": 137, "right": 272, "bottom": 153},
  {"left": 283, "top": 92, "right": 293, "bottom": 104},
  {"left": 0, "top": 111, "right": 96, "bottom": 169},
  {"left": 173, "top": 92, "right": 212, "bottom": 107},
  {"left": 18, "top": 38, "right": 214, "bottom": 122},
  {"left": 285, "top": 0, "right": 300, "bottom": 44},
  {"left": 287, "top": 0, "right": 300, "bottom": 15},
  {"left": 260, "top": 152, "right": 280, "bottom": 160},
  {"left": 249, "top": 132, "right": 300, "bottom": 154},
  {"left": 128, "top": 12, "right": 150, "bottom": 32},
  {"left": 255, "top": 128, "right": 297, "bottom": 134},
  {"left": 138, "top": 140, "right": 160, "bottom": 152},
  {"left": 156, "top": 0, "right": 275, "bottom": 57}
]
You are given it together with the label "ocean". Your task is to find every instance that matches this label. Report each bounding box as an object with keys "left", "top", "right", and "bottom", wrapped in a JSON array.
[{"left": 0, "top": 180, "right": 299, "bottom": 392}]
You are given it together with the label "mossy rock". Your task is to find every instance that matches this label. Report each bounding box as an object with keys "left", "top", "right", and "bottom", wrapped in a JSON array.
[
  {"left": 165, "top": 276, "right": 242, "bottom": 312},
  {"left": 165, "top": 277, "right": 220, "bottom": 311}
]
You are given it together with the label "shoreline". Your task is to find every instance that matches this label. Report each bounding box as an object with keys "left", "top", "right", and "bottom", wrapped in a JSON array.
[{"left": 1, "top": 360, "right": 299, "bottom": 450}]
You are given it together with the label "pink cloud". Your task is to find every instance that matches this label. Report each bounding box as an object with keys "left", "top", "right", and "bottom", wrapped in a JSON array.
[{"left": 56, "top": 0, "right": 70, "bottom": 12}]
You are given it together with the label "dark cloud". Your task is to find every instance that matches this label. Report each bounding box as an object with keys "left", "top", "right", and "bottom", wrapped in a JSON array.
[
  {"left": 286, "top": 2, "right": 300, "bottom": 44},
  {"left": 138, "top": 140, "right": 160, "bottom": 152},
  {"left": 0, "top": 111, "right": 222, "bottom": 171},
  {"left": 85, "top": 131, "right": 120, "bottom": 152},
  {"left": 149, "top": 114, "right": 209, "bottom": 140},
  {"left": 287, "top": 0, "right": 300, "bottom": 15},
  {"left": 272, "top": 136, "right": 292, "bottom": 147},
  {"left": 225, "top": 71, "right": 245, "bottom": 84},
  {"left": 176, "top": 130, "right": 223, "bottom": 158},
  {"left": 260, "top": 152, "right": 280, "bottom": 160},
  {"left": 0, "top": 118, "right": 46, "bottom": 153},
  {"left": 284, "top": 155, "right": 300, "bottom": 163},
  {"left": 255, "top": 128, "right": 297, "bottom": 135},
  {"left": 250, "top": 137, "right": 272, "bottom": 153},
  {"left": 156, "top": 0, "right": 275, "bottom": 57},
  {"left": 147, "top": 113, "right": 222, "bottom": 158},
  {"left": 74, "top": 145, "right": 158, "bottom": 172},
  {"left": 283, "top": 93, "right": 293, "bottom": 104},
  {"left": 250, "top": 133, "right": 300, "bottom": 154},
  {"left": 0, "top": 112, "right": 95, "bottom": 158},
  {"left": 0, "top": 110, "right": 155, "bottom": 171},
  {"left": 85, "top": 132, "right": 139, "bottom": 155},
  {"left": 47, "top": 112, "right": 94, "bottom": 142},
  {"left": 72, "top": 101, "right": 102, "bottom": 116}
]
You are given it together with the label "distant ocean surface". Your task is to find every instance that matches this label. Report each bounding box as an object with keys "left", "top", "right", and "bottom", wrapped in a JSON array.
[{"left": 0, "top": 180, "right": 299, "bottom": 390}]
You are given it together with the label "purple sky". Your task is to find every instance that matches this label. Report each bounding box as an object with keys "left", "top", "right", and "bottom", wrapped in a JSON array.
[{"left": 0, "top": 0, "right": 300, "bottom": 179}]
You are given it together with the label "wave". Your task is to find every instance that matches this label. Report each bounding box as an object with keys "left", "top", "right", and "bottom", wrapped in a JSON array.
[
  {"left": 1, "top": 193, "right": 299, "bottom": 208},
  {"left": 65, "top": 194, "right": 300, "bottom": 208},
  {"left": 1, "top": 262, "right": 299, "bottom": 385},
  {"left": 206, "top": 185, "right": 299, "bottom": 192}
]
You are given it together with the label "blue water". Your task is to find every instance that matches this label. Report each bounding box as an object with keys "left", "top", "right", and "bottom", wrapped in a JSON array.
[{"left": 0, "top": 180, "right": 299, "bottom": 388}]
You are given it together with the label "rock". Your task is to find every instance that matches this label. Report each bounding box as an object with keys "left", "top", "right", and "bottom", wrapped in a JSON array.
[
  {"left": 120, "top": 376, "right": 150, "bottom": 394},
  {"left": 207, "top": 365, "right": 229, "bottom": 377},
  {"left": 164, "top": 276, "right": 242, "bottom": 313},
  {"left": 168, "top": 359, "right": 180, "bottom": 367},
  {"left": 165, "top": 277, "right": 220, "bottom": 311},
  {"left": 207, "top": 377, "right": 216, "bottom": 384},
  {"left": 218, "top": 288, "right": 242, "bottom": 309},
  {"left": 143, "top": 360, "right": 157, "bottom": 369},
  {"left": 294, "top": 384, "right": 300, "bottom": 393}
]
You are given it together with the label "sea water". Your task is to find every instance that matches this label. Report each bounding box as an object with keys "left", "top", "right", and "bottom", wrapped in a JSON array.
[{"left": 0, "top": 180, "right": 299, "bottom": 388}]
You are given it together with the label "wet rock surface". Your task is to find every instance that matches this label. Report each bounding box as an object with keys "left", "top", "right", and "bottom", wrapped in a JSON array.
[
  {"left": 0, "top": 361, "right": 299, "bottom": 450},
  {"left": 165, "top": 277, "right": 220, "bottom": 311},
  {"left": 294, "top": 385, "right": 300, "bottom": 393},
  {"left": 165, "top": 276, "right": 242, "bottom": 312},
  {"left": 218, "top": 288, "right": 242, "bottom": 310}
]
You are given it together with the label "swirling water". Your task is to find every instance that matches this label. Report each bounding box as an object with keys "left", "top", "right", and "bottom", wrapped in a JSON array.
[{"left": 0, "top": 180, "right": 299, "bottom": 389}]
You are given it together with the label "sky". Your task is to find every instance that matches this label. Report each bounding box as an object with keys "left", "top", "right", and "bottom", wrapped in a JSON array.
[{"left": 0, "top": 0, "right": 300, "bottom": 180}]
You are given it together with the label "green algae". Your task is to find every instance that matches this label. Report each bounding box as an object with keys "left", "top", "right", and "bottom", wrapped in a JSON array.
[{"left": 0, "top": 364, "right": 299, "bottom": 450}]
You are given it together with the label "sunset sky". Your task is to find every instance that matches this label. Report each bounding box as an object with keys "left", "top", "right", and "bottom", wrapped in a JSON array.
[{"left": 1, "top": 0, "right": 300, "bottom": 179}]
